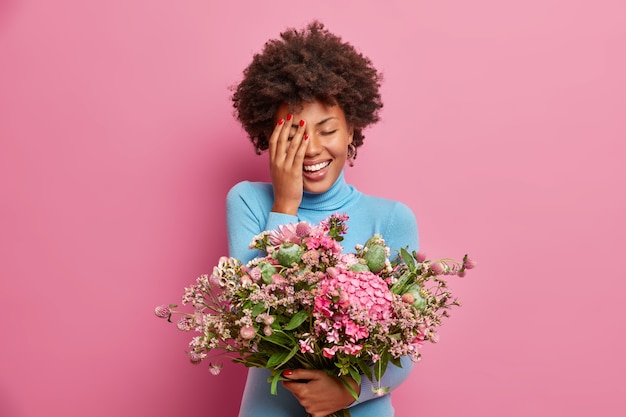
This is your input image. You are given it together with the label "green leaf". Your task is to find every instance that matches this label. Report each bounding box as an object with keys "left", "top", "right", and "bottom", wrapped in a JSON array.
[
  {"left": 275, "top": 344, "right": 298, "bottom": 369},
  {"left": 251, "top": 302, "right": 266, "bottom": 317},
  {"left": 390, "top": 356, "right": 402, "bottom": 368},
  {"left": 400, "top": 247, "right": 416, "bottom": 271},
  {"left": 356, "top": 358, "right": 373, "bottom": 381},
  {"left": 266, "top": 350, "right": 291, "bottom": 368},
  {"left": 374, "top": 353, "right": 389, "bottom": 382},
  {"left": 348, "top": 367, "right": 362, "bottom": 387},
  {"left": 261, "top": 330, "right": 295, "bottom": 348},
  {"left": 340, "top": 375, "right": 360, "bottom": 401},
  {"left": 269, "top": 371, "right": 282, "bottom": 395},
  {"left": 283, "top": 310, "right": 310, "bottom": 331}
]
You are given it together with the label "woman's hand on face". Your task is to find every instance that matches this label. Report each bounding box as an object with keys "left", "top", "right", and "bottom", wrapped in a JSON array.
[
  {"left": 269, "top": 115, "right": 309, "bottom": 215},
  {"left": 282, "top": 369, "right": 360, "bottom": 417}
]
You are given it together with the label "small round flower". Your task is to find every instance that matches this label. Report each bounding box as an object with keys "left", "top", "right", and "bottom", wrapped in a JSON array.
[
  {"left": 271, "top": 274, "right": 286, "bottom": 286},
  {"left": 372, "top": 387, "right": 389, "bottom": 397},
  {"left": 177, "top": 316, "right": 193, "bottom": 331},
  {"left": 464, "top": 258, "right": 477, "bottom": 269},
  {"left": 401, "top": 293, "right": 415, "bottom": 304},
  {"left": 429, "top": 262, "right": 445, "bottom": 275},
  {"left": 209, "top": 363, "right": 222, "bottom": 376},
  {"left": 239, "top": 325, "right": 256, "bottom": 340},
  {"left": 240, "top": 275, "right": 253, "bottom": 287},
  {"left": 296, "top": 222, "right": 312, "bottom": 237},
  {"left": 154, "top": 305, "right": 171, "bottom": 319},
  {"left": 415, "top": 252, "right": 427, "bottom": 263},
  {"left": 189, "top": 351, "right": 203, "bottom": 365},
  {"left": 263, "top": 326, "right": 273, "bottom": 336}
]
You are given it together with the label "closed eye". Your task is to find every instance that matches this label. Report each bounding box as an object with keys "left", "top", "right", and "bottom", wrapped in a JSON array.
[{"left": 321, "top": 130, "right": 337, "bottom": 136}]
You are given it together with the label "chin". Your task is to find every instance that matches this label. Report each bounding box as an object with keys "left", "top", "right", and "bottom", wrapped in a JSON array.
[{"left": 303, "top": 182, "right": 331, "bottom": 194}]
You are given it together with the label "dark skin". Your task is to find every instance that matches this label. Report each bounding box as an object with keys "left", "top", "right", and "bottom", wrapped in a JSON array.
[{"left": 282, "top": 369, "right": 360, "bottom": 417}]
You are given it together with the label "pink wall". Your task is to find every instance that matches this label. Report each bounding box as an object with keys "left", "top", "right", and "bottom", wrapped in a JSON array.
[{"left": 1, "top": 1, "right": 625, "bottom": 416}]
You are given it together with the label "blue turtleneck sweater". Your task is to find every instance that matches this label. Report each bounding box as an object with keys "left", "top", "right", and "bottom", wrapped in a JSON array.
[{"left": 226, "top": 171, "right": 419, "bottom": 417}]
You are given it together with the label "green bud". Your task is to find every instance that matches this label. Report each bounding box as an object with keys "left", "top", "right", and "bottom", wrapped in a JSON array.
[
  {"left": 364, "top": 234, "right": 385, "bottom": 248},
  {"left": 258, "top": 262, "right": 277, "bottom": 284},
  {"left": 275, "top": 242, "right": 304, "bottom": 267},
  {"left": 364, "top": 244, "right": 386, "bottom": 273},
  {"left": 350, "top": 262, "right": 370, "bottom": 272}
]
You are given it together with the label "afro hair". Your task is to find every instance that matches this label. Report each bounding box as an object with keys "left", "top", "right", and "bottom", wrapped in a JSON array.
[{"left": 231, "top": 21, "right": 383, "bottom": 160}]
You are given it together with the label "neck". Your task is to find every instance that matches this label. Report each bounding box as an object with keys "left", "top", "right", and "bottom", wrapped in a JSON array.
[{"left": 300, "top": 170, "right": 357, "bottom": 211}]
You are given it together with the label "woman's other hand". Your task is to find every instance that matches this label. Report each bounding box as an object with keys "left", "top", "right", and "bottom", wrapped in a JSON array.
[
  {"left": 282, "top": 369, "right": 360, "bottom": 417},
  {"left": 269, "top": 114, "right": 309, "bottom": 215}
]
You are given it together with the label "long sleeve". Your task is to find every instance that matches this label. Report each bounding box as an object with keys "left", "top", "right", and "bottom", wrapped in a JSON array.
[
  {"left": 226, "top": 181, "right": 298, "bottom": 263},
  {"left": 226, "top": 176, "right": 420, "bottom": 417}
]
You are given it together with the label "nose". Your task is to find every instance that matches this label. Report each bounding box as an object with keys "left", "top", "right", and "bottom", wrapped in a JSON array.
[{"left": 304, "top": 129, "right": 322, "bottom": 157}]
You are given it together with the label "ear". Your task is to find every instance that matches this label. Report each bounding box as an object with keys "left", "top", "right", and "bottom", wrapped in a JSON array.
[{"left": 347, "top": 125, "right": 354, "bottom": 144}]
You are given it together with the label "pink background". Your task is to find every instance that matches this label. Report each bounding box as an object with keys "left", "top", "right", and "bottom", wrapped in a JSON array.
[{"left": 1, "top": 0, "right": 625, "bottom": 416}]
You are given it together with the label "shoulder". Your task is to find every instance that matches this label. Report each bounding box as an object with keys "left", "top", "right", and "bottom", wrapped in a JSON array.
[
  {"left": 226, "top": 180, "right": 273, "bottom": 205},
  {"left": 353, "top": 192, "right": 419, "bottom": 250},
  {"left": 227, "top": 180, "right": 272, "bottom": 197},
  {"left": 359, "top": 193, "right": 416, "bottom": 222}
]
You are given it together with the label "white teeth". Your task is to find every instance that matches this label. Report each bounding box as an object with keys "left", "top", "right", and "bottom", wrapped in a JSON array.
[{"left": 303, "top": 161, "right": 331, "bottom": 172}]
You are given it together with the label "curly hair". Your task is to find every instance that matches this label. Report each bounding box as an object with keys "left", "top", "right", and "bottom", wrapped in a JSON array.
[{"left": 231, "top": 21, "right": 383, "bottom": 160}]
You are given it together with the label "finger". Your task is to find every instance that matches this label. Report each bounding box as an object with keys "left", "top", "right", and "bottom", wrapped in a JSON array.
[
  {"left": 268, "top": 118, "right": 285, "bottom": 162},
  {"left": 292, "top": 129, "right": 309, "bottom": 168},
  {"left": 285, "top": 368, "right": 323, "bottom": 381},
  {"left": 274, "top": 113, "right": 295, "bottom": 159},
  {"left": 281, "top": 380, "right": 306, "bottom": 398},
  {"left": 283, "top": 119, "right": 307, "bottom": 168}
]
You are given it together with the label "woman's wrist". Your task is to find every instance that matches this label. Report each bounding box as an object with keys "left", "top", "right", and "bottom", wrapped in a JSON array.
[{"left": 271, "top": 201, "right": 300, "bottom": 216}]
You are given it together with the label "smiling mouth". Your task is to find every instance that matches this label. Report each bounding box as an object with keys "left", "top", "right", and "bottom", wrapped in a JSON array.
[{"left": 303, "top": 161, "right": 331, "bottom": 173}]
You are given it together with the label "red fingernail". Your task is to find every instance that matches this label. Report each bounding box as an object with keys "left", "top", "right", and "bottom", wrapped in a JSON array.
[
  {"left": 286, "top": 113, "right": 292, "bottom": 121},
  {"left": 304, "top": 134, "right": 309, "bottom": 140},
  {"left": 283, "top": 370, "right": 293, "bottom": 376},
  {"left": 299, "top": 120, "right": 305, "bottom": 127},
  {"left": 278, "top": 119, "right": 284, "bottom": 126}
]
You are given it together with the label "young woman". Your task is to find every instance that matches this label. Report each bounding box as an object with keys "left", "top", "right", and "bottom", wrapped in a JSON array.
[{"left": 227, "top": 21, "right": 419, "bottom": 417}]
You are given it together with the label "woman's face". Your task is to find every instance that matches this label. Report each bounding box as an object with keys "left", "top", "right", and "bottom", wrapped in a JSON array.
[{"left": 274, "top": 100, "right": 354, "bottom": 194}]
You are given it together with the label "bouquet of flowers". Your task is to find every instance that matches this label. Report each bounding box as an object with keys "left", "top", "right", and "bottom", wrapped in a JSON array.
[{"left": 155, "top": 214, "right": 474, "bottom": 416}]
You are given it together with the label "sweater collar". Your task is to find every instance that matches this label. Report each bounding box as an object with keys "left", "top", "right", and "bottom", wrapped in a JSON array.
[{"left": 300, "top": 170, "right": 358, "bottom": 211}]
